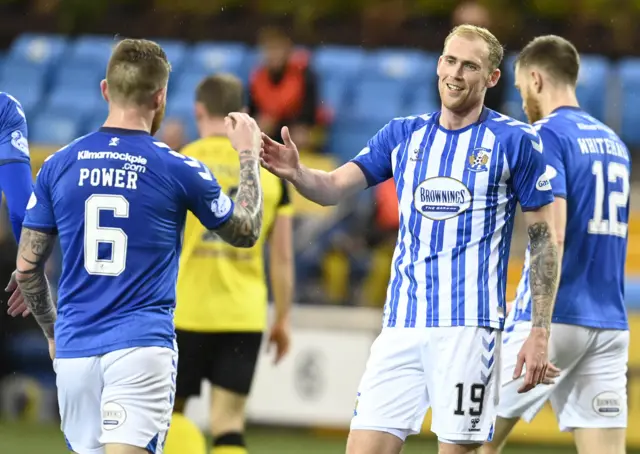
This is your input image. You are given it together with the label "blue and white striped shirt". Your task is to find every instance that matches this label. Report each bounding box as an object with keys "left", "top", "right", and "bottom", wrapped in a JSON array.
[{"left": 351, "top": 108, "right": 553, "bottom": 330}]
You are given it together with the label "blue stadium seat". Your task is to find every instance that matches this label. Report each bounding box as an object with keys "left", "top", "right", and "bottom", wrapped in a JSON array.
[
  {"left": 312, "top": 46, "right": 365, "bottom": 82},
  {"left": 172, "top": 71, "right": 209, "bottom": 98},
  {"left": 327, "top": 121, "right": 383, "bottom": 163},
  {"left": 406, "top": 84, "right": 439, "bottom": 115},
  {"left": 318, "top": 78, "right": 348, "bottom": 113},
  {"left": 8, "top": 33, "right": 68, "bottom": 67},
  {"left": 242, "top": 48, "right": 260, "bottom": 78},
  {"left": 46, "top": 86, "right": 105, "bottom": 118},
  {"left": 618, "top": 58, "right": 640, "bottom": 145},
  {"left": 184, "top": 42, "right": 248, "bottom": 76},
  {"left": 347, "top": 79, "right": 406, "bottom": 123},
  {"left": 152, "top": 39, "right": 188, "bottom": 72},
  {"left": 502, "top": 53, "right": 520, "bottom": 108},
  {"left": 165, "top": 99, "right": 198, "bottom": 142},
  {"left": 576, "top": 55, "right": 610, "bottom": 121},
  {"left": 0, "top": 62, "right": 46, "bottom": 117},
  {"left": 84, "top": 111, "right": 108, "bottom": 135},
  {"left": 68, "top": 35, "right": 118, "bottom": 69},
  {"left": 30, "top": 110, "right": 81, "bottom": 145},
  {"left": 0, "top": 60, "right": 46, "bottom": 88},
  {"left": 52, "top": 60, "right": 104, "bottom": 92},
  {"left": 362, "top": 49, "right": 437, "bottom": 82}
]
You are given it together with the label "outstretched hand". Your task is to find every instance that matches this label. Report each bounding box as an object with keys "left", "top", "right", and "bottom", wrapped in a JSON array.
[{"left": 260, "top": 126, "right": 301, "bottom": 181}]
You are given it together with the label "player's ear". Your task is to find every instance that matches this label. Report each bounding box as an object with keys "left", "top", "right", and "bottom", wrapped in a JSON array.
[
  {"left": 436, "top": 55, "right": 444, "bottom": 77},
  {"left": 532, "top": 70, "right": 543, "bottom": 94},
  {"left": 100, "top": 80, "right": 109, "bottom": 103},
  {"left": 152, "top": 87, "right": 166, "bottom": 111},
  {"left": 486, "top": 67, "right": 501, "bottom": 89},
  {"left": 194, "top": 102, "right": 206, "bottom": 120}
]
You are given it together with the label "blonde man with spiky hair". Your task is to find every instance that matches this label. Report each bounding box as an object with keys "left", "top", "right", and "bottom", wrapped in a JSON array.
[{"left": 260, "top": 25, "right": 560, "bottom": 454}]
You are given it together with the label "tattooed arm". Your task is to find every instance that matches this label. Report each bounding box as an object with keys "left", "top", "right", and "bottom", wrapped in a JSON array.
[
  {"left": 15, "top": 227, "right": 57, "bottom": 339},
  {"left": 523, "top": 204, "right": 560, "bottom": 333},
  {"left": 214, "top": 149, "right": 263, "bottom": 248}
]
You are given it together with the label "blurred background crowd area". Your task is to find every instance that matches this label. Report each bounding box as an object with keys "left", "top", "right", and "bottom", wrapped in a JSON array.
[{"left": 2, "top": 1, "right": 640, "bottom": 451}]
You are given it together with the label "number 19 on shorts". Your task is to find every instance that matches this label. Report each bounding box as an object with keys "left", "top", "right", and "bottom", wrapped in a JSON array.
[{"left": 454, "top": 383, "right": 486, "bottom": 416}]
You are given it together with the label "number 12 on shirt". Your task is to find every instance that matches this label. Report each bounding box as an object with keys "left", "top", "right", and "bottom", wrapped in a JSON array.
[{"left": 588, "top": 161, "right": 629, "bottom": 238}]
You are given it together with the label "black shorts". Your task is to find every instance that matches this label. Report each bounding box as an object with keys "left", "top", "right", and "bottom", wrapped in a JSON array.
[{"left": 175, "top": 329, "right": 263, "bottom": 398}]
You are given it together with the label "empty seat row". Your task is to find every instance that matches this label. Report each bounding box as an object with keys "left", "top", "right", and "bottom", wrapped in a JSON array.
[{"left": 8, "top": 33, "right": 640, "bottom": 149}]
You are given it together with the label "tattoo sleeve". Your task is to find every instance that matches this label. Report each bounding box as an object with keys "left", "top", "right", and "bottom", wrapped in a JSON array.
[
  {"left": 528, "top": 221, "right": 559, "bottom": 331},
  {"left": 16, "top": 228, "right": 57, "bottom": 339},
  {"left": 214, "top": 150, "right": 263, "bottom": 248}
]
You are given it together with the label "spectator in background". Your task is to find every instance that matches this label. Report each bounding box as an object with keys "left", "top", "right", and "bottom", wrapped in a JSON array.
[
  {"left": 439, "top": 1, "right": 506, "bottom": 113},
  {"left": 249, "top": 27, "right": 320, "bottom": 152},
  {"left": 159, "top": 117, "right": 186, "bottom": 151}
]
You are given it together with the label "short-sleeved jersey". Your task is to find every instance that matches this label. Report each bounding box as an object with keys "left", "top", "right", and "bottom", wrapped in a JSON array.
[
  {"left": 351, "top": 108, "right": 554, "bottom": 330},
  {"left": 0, "top": 92, "right": 29, "bottom": 166},
  {"left": 22, "top": 127, "right": 235, "bottom": 358},
  {"left": 0, "top": 92, "right": 32, "bottom": 242},
  {"left": 510, "top": 107, "right": 630, "bottom": 330},
  {"left": 174, "top": 136, "right": 293, "bottom": 332}
]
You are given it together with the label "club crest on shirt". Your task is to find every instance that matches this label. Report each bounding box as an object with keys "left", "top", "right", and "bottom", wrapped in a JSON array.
[
  {"left": 11, "top": 130, "right": 29, "bottom": 156},
  {"left": 468, "top": 147, "right": 491, "bottom": 173}
]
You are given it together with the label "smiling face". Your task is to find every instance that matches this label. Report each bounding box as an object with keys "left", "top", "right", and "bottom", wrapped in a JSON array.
[{"left": 437, "top": 33, "right": 500, "bottom": 114}]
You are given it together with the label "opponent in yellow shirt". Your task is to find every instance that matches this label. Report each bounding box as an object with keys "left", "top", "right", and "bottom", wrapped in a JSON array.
[
  {"left": 174, "top": 136, "right": 292, "bottom": 332},
  {"left": 166, "top": 74, "right": 293, "bottom": 454}
]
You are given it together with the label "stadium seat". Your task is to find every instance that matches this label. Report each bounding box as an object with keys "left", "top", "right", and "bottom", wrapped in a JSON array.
[
  {"left": 165, "top": 99, "right": 198, "bottom": 142},
  {"left": 30, "top": 110, "right": 81, "bottom": 145},
  {"left": 502, "top": 52, "right": 520, "bottom": 107},
  {"left": 239, "top": 47, "right": 260, "bottom": 84},
  {"left": 362, "top": 49, "right": 437, "bottom": 83},
  {"left": 347, "top": 79, "right": 406, "bottom": 123},
  {"left": 618, "top": 58, "right": 640, "bottom": 145},
  {"left": 184, "top": 41, "right": 248, "bottom": 76},
  {"left": 406, "top": 83, "right": 439, "bottom": 115},
  {"left": 84, "top": 111, "right": 109, "bottom": 135},
  {"left": 0, "top": 62, "right": 46, "bottom": 117},
  {"left": 312, "top": 46, "right": 366, "bottom": 82},
  {"left": 68, "top": 35, "right": 119, "bottom": 69},
  {"left": 52, "top": 60, "right": 104, "bottom": 92},
  {"left": 46, "top": 86, "right": 105, "bottom": 119},
  {"left": 0, "top": 60, "right": 46, "bottom": 88},
  {"left": 152, "top": 39, "right": 188, "bottom": 72},
  {"left": 317, "top": 78, "right": 348, "bottom": 114},
  {"left": 327, "top": 121, "right": 384, "bottom": 163},
  {"left": 8, "top": 33, "right": 68, "bottom": 67},
  {"left": 576, "top": 55, "right": 610, "bottom": 121},
  {"left": 171, "top": 71, "right": 210, "bottom": 101}
]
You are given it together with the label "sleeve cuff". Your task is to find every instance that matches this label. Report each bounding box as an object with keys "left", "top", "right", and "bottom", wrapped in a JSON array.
[{"left": 350, "top": 160, "right": 376, "bottom": 188}]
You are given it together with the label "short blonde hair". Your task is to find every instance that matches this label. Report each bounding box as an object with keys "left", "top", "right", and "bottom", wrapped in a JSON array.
[
  {"left": 196, "top": 73, "right": 244, "bottom": 117},
  {"left": 106, "top": 39, "right": 171, "bottom": 106},
  {"left": 444, "top": 24, "right": 504, "bottom": 72}
]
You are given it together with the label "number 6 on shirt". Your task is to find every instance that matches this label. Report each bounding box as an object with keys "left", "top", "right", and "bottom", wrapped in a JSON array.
[{"left": 84, "top": 194, "right": 130, "bottom": 276}]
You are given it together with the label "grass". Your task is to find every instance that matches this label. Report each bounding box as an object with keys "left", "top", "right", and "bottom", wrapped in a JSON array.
[{"left": 0, "top": 421, "right": 620, "bottom": 454}]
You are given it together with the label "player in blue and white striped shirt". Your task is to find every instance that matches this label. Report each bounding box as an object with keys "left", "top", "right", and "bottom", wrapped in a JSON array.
[
  {"left": 483, "top": 36, "right": 629, "bottom": 454},
  {"left": 261, "top": 25, "right": 560, "bottom": 454}
]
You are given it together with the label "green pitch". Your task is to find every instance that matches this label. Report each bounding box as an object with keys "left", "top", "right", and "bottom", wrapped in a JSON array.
[{"left": 0, "top": 421, "right": 635, "bottom": 454}]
